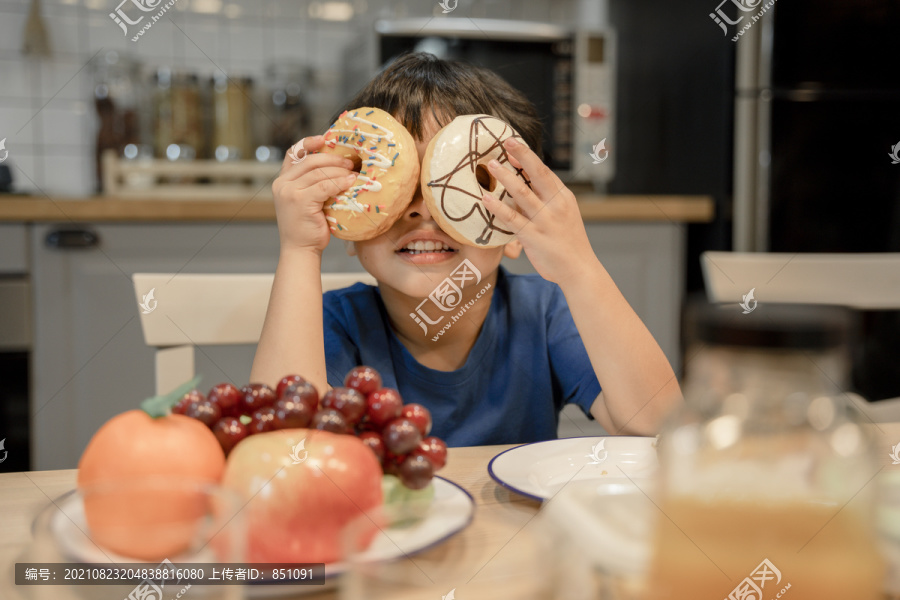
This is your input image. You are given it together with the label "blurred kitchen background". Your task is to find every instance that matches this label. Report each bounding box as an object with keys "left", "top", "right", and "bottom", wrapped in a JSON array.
[{"left": 1, "top": 0, "right": 898, "bottom": 470}]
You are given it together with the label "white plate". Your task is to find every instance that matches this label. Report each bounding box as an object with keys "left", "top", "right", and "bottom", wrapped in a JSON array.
[
  {"left": 49, "top": 477, "right": 475, "bottom": 597},
  {"left": 488, "top": 436, "right": 658, "bottom": 501}
]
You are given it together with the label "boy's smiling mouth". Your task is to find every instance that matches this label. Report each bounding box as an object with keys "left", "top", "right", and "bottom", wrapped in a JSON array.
[{"left": 395, "top": 232, "right": 459, "bottom": 264}]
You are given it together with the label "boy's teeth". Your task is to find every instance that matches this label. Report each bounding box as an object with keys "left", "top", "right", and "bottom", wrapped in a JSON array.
[{"left": 402, "top": 241, "right": 452, "bottom": 253}]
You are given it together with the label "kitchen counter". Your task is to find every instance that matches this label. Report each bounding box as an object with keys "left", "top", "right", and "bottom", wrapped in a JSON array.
[{"left": 0, "top": 195, "right": 714, "bottom": 223}]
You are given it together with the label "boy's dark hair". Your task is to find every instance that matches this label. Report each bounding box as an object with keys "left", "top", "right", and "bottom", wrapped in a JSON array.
[{"left": 330, "top": 52, "right": 543, "bottom": 159}]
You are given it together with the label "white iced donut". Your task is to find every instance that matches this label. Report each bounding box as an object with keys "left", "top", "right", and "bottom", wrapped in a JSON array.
[{"left": 421, "top": 114, "right": 531, "bottom": 248}]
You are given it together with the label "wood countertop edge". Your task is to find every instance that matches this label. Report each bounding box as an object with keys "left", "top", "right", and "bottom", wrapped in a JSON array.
[{"left": 0, "top": 195, "right": 715, "bottom": 223}]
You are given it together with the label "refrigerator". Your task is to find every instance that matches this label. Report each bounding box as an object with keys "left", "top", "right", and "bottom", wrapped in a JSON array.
[{"left": 732, "top": 0, "right": 900, "bottom": 401}]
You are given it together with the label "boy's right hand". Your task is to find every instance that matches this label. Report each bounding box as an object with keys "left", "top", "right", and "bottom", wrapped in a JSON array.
[{"left": 272, "top": 135, "right": 358, "bottom": 253}]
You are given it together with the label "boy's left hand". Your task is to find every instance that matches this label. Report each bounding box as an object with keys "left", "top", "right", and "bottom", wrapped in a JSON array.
[{"left": 482, "top": 137, "right": 597, "bottom": 286}]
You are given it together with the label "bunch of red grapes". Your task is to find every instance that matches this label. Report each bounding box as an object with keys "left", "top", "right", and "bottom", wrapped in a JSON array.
[{"left": 173, "top": 366, "right": 447, "bottom": 490}]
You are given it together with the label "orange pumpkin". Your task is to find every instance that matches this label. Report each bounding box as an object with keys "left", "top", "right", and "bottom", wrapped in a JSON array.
[{"left": 78, "top": 409, "right": 225, "bottom": 560}]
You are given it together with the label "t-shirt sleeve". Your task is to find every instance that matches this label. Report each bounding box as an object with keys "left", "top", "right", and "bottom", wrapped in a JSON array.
[
  {"left": 323, "top": 294, "right": 360, "bottom": 389},
  {"left": 546, "top": 285, "right": 602, "bottom": 418}
]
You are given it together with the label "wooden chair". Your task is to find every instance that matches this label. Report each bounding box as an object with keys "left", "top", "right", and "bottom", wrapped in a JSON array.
[
  {"left": 701, "top": 251, "right": 900, "bottom": 417},
  {"left": 701, "top": 252, "right": 900, "bottom": 310},
  {"left": 132, "top": 272, "right": 376, "bottom": 395}
]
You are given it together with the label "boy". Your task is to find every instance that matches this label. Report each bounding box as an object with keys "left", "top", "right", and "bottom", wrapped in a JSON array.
[{"left": 251, "top": 53, "right": 682, "bottom": 445}]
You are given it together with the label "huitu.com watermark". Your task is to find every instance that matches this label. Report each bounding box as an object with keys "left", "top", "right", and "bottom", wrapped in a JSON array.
[
  {"left": 409, "top": 259, "right": 491, "bottom": 342},
  {"left": 709, "top": 0, "right": 778, "bottom": 42},
  {"left": 125, "top": 559, "right": 191, "bottom": 600},
  {"left": 110, "top": 0, "right": 181, "bottom": 42},
  {"left": 725, "top": 558, "right": 790, "bottom": 600}
]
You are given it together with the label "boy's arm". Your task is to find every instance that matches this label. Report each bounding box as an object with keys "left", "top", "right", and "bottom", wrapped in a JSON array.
[
  {"left": 557, "top": 260, "right": 682, "bottom": 435},
  {"left": 481, "top": 138, "right": 682, "bottom": 434},
  {"left": 250, "top": 135, "right": 356, "bottom": 393},
  {"left": 250, "top": 248, "right": 329, "bottom": 394}
]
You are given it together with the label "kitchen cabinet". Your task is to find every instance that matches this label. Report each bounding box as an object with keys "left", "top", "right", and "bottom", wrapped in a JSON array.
[{"left": 28, "top": 220, "right": 683, "bottom": 469}]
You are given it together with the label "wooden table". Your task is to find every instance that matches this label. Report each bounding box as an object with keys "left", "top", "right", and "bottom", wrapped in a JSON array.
[
  {"left": 0, "top": 445, "right": 539, "bottom": 599},
  {"left": 3, "top": 423, "right": 900, "bottom": 598}
]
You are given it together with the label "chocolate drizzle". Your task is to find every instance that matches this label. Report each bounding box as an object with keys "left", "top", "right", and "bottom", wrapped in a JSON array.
[{"left": 427, "top": 116, "right": 532, "bottom": 245}]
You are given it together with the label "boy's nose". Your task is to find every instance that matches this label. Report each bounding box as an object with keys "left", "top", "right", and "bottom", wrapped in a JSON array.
[{"left": 404, "top": 189, "right": 433, "bottom": 222}]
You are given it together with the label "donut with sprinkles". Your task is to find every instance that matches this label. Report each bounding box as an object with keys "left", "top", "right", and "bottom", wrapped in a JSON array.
[{"left": 318, "top": 107, "right": 420, "bottom": 241}]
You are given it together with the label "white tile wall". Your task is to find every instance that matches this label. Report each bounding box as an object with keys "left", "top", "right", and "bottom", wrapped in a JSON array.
[{"left": 0, "top": 0, "right": 572, "bottom": 197}]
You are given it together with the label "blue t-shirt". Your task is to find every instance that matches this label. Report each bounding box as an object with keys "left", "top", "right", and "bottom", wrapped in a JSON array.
[{"left": 323, "top": 267, "right": 601, "bottom": 446}]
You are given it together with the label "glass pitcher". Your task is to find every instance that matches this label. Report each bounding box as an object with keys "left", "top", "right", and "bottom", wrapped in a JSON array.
[{"left": 646, "top": 303, "right": 884, "bottom": 600}]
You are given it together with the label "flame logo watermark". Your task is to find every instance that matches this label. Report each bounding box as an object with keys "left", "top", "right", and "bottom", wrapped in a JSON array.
[
  {"left": 889, "top": 142, "right": 900, "bottom": 165},
  {"left": 290, "top": 439, "right": 308, "bottom": 464},
  {"left": 739, "top": 287, "right": 757, "bottom": 314},
  {"left": 0, "top": 138, "right": 8, "bottom": 163},
  {"left": 0, "top": 438, "right": 7, "bottom": 464},
  {"left": 438, "top": 0, "right": 457, "bottom": 13},
  {"left": 586, "top": 440, "right": 608, "bottom": 465},
  {"left": 589, "top": 138, "right": 609, "bottom": 164},
  {"left": 288, "top": 140, "right": 308, "bottom": 165},
  {"left": 442, "top": 588, "right": 456, "bottom": 600},
  {"left": 890, "top": 444, "right": 900, "bottom": 465},
  {"left": 139, "top": 288, "right": 157, "bottom": 314}
]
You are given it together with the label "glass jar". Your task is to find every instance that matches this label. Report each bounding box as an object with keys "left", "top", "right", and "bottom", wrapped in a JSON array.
[
  {"left": 153, "top": 68, "right": 204, "bottom": 160},
  {"left": 211, "top": 73, "right": 253, "bottom": 161},
  {"left": 646, "top": 303, "right": 884, "bottom": 599},
  {"left": 261, "top": 62, "right": 312, "bottom": 155},
  {"left": 91, "top": 51, "right": 145, "bottom": 192}
]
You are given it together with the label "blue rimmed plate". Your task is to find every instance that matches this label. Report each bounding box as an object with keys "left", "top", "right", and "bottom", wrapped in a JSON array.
[{"left": 488, "top": 436, "right": 658, "bottom": 502}]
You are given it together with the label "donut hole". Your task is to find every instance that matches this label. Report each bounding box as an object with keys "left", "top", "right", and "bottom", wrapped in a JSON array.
[
  {"left": 348, "top": 154, "right": 363, "bottom": 174},
  {"left": 475, "top": 164, "right": 498, "bottom": 192}
]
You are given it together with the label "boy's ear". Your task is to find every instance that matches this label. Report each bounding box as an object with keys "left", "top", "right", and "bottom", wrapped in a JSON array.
[
  {"left": 503, "top": 239, "right": 523, "bottom": 259},
  {"left": 344, "top": 240, "right": 357, "bottom": 256}
]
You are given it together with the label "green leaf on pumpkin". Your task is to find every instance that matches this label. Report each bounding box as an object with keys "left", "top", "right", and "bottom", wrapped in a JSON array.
[{"left": 139, "top": 375, "right": 203, "bottom": 418}]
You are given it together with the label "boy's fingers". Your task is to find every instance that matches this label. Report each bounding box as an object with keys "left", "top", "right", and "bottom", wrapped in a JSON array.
[
  {"left": 489, "top": 159, "right": 543, "bottom": 219},
  {"left": 300, "top": 166, "right": 357, "bottom": 190},
  {"left": 280, "top": 151, "right": 354, "bottom": 182},
  {"left": 502, "top": 137, "right": 562, "bottom": 200},
  {"left": 481, "top": 192, "right": 528, "bottom": 235}
]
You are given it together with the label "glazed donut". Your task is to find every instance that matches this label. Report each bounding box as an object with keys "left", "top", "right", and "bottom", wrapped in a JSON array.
[
  {"left": 317, "top": 107, "right": 419, "bottom": 241},
  {"left": 421, "top": 114, "right": 531, "bottom": 248}
]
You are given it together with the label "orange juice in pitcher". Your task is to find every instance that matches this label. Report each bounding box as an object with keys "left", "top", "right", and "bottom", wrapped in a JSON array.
[
  {"left": 647, "top": 496, "right": 883, "bottom": 599},
  {"left": 649, "top": 304, "right": 885, "bottom": 599}
]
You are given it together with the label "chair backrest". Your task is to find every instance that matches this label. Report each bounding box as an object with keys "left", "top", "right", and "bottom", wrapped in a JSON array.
[
  {"left": 701, "top": 252, "right": 900, "bottom": 309},
  {"left": 133, "top": 272, "right": 377, "bottom": 394}
]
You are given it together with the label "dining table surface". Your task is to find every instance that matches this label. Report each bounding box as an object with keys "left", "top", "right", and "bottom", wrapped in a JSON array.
[{"left": 3, "top": 423, "right": 900, "bottom": 599}]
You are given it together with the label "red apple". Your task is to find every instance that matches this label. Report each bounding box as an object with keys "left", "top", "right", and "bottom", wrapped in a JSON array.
[{"left": 221, "top": 429, "right": 383, "bottom": 563}]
